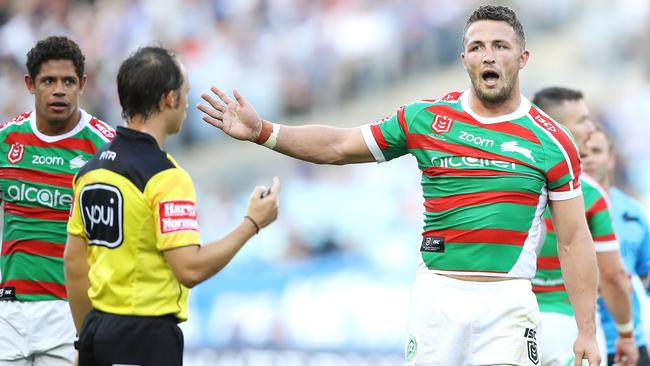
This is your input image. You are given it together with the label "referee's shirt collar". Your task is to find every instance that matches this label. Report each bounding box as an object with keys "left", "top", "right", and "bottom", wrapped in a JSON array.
[{"left": 117, "top": 126, "right": 159, "bottom": 146}]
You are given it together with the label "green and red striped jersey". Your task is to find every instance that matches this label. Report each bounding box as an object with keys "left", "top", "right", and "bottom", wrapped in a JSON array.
[
  {"left": 533, "top": 174, "right": 618, "bottom": 315},
  {"left": 0, "top": 110, "right": 114, "bottom": 301},
  {"left": 361, "top": 90, "right": 582, "bottom": 278}
]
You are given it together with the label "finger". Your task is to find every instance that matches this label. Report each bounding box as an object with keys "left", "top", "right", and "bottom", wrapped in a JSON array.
[
  {"left": 251, "top": 186, "right": 267, "bottom": 198},
  {"left": 573, "top": 351, "right": 584, "bottom": 366},
  {"left": 201, "top": 115, "right": 224, "bottom": 129},
  {"left": 271, "top": 176, "right": 281, "bottom": 195},
  {"left": 233, "top": 89, "right": 247, "bottom": 106},
  {"left": 211, "top": 86, "right": 233, "bottom": 105},
  {"left": 197, "top": 103, "right": 224, "bottom": 119},
  {"left": 200, "top": 93, "right": 226, "bottom": 112}
]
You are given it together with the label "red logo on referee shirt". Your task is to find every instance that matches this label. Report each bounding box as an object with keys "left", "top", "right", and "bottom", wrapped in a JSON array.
[
  {"left": 7, "top": 143, "right": 25, "bottom": 164},
  {"left": 159, "top": 200, "right": 199, "bottom": 234},
  {"left": 431, "top": 115, "right": 454, "bottom": 134}
]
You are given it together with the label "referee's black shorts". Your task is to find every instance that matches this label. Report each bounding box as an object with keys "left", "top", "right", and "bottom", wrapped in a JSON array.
[{"left": 75, "top": 309, "right": 183, "bottom": 366}]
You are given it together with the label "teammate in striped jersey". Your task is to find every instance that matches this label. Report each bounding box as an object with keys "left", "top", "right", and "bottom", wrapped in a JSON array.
[
  {"left": 531, "top": 87, "right": 637, "bottom": 366},
  {"left": 197, "top": 5, "right": 600, "bottom": 365},
  {"left": 0, "top": 37, "right": 114, "bottom": 365},
  {"left": 584, "top": 128, "right": 650, "bottom": 366}
]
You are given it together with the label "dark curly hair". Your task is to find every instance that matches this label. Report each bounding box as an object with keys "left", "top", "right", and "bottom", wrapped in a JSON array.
[
  {"left": 26, "top": 36, "right": 85, "bottom": 80},
  {"left": 463, "top": 5, "right": 526, "bottom": 50},
  {"left": 116, "top": 46, "right": 183, "bottom": 120}
]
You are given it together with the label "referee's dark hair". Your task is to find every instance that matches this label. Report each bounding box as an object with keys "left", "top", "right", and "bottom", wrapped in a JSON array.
[
  {"left": 26, "top": 36, "right": 85, "bottom": 80},
  {"left": 117, "top": 46, "right": 183, "bottom": 121},
  {"left": 532, "top": 87, "right": 584, "bottom": 112}
]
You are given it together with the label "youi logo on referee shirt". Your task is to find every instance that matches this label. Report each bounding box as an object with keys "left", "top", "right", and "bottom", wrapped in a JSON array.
[{"left": 80, "top": 183, "right": 123, "bottom": 248}]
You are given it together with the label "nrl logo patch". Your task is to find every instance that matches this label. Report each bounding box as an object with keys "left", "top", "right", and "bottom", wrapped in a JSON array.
[
  {"left": 527, "top": 340, "right": 539, "bottom": 364},
  {"left": 7, "top": 142, "right": 24, "bottom": 164},
  {"left": 431, "top": 115, "right": 454, "bottom": 134},
  {"left": 405, "top": 335, "right": 417, "bottom": 362}
]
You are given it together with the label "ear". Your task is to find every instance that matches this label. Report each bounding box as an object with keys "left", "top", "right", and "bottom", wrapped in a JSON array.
[
  {"left": 460, "top": 52, "right": 467, "bottom": 71},
  {"left": 24, "top": 74, "right": 35, "bottom": 95},
  {"left": 518, "top": 49, "right": 530, "bottom": 70},
  {"left": 162, "top": 90, "right": 177, "bottom": 110},
  {"left": 79, "top": 74, "right": 88, "bottom": 95}
]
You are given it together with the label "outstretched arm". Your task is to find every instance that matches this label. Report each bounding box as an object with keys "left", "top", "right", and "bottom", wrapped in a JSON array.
[
  {"left": 197, "top": 87, "right": 375, "bottom": 165},
  {"left": 549, "top": 196, "right": 600, "bottom": 366}
]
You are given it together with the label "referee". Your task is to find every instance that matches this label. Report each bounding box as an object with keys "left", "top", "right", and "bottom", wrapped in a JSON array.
[{"left": 63, "top": 46, "right": 280, "bottom": 366}]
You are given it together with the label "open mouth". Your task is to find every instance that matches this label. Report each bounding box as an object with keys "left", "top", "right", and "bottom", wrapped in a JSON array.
[
  {"left": 481, "top": 70, "right": 500, "bottom": 87},
  {"left": 49, "top": 102, "right": 68, "bottom": 112}
]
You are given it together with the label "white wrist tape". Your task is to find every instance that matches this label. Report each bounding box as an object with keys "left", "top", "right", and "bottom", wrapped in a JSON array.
[
  {"left": 263, "top": 123, "right": 280, "bottom": 149},
  {"left": 615, "top": 320, "right": 634, "bottom": 334}
]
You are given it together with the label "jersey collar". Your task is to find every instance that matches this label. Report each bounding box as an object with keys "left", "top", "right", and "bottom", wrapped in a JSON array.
[{"left": 460, "top": 89, "right": 531, "bottom": 124}]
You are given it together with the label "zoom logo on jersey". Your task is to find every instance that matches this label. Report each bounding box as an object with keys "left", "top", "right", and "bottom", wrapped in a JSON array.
[
  {"left": 159, "top": 200, "right": 199, "bottom": 234},
  {"left": 80, "top": 183, "right": 123, "bottom": 248},
  {"left": 6, "top": 183, "right": 72, "bottom": 208},
  {"left": 459, "top": 131, "right": 494, "bottom": 148},
  {"left": 32, "top": 155, "right": 64, "bottom": 166}
]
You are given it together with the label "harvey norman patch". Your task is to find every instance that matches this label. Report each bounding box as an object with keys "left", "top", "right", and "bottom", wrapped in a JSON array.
[{"left": 159, "top": 200, "right": 199, "bottom": 234}]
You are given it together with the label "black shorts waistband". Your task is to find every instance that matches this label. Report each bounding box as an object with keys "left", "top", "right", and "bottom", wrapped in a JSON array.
[{"left": 91, "top": 308, "right": 180, "bottom": 323}]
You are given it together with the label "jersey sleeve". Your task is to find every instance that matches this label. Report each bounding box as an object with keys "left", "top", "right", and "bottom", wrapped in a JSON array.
[
  {"left": 67, "top": 177, "right": 87, "bottom": 239},
  {"left": 540, "top": 121, "right": 582, "bottom": 201},
  {"left": 146, "top": 168, "right": 201, "bottom": 251},
  {"left": 586, "top": 195, "right": 619, "bottom": 252},
  {"left": 361, "top": 105, "right": 409, "bottom": 163}
]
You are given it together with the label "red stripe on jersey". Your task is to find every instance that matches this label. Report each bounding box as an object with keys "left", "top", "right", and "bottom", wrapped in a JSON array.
[
  {"left": 407, "top": 134, "right": 535, "bottom": 169},
  {"left": 4, "top": 202, "right": 69, "bottom": 221},
  {"left": 422, "top": 228, "right": 528, "bottom": 246},
  {"left": 397, "top": 106, "right": 408, "bottom": 135},
  {"left": 594, "top": 233, "right": 617, "bottom": 242},
  {"left": 529, "top": 108, "right": 581, "bottom": 187},
  {"left": 0, "top": 279, "right": 66, "bottom": 298},
  {"left": 586, "top": 197, "right": 608, "bottom": 221},
  {"left": 1, "top": 168, "right": 74, "bottom": 188},
  {"left": 425, "top": 104, "right": 541, "bottom": 145},
  {"left": 4, "top": 132, "right": 98, "bottom": 154},
  {"left": 424, "top": 191, "right": 539, "bottom": 212},
  {"left": 532, "top": 284, "right": 565, "bottom": 293},
  {"left": 537, "top": 256, "right": 561, "bottom": 270},
  {"left": 370, "top": 124, "right": 390, "bottom": 150},
  {"left": 545, "top": 217, "right": 554, "bottom": 231},
  {"left": 423, "top": 167, "right": 523, "bottom": 177},
  {"left": 1, "top": 239, "right": 64, "bottom": 257}
]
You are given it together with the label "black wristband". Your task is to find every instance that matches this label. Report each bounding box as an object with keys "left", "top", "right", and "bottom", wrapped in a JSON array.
[{"left": 244, "top": 216, "right": 260, "bottom": 234}]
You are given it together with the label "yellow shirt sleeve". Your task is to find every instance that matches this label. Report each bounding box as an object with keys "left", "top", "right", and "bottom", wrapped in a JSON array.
[{"left": 146, "top": 167, "right": 201, "bottom": 251}]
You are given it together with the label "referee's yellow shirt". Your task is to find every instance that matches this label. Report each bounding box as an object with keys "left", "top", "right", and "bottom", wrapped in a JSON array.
[{"left": 67, "top": 127, "right": 200, "bottom": 321}]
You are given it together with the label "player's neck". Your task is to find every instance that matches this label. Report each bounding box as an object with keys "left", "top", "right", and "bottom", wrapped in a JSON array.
[
  {"left": 35, "top": 108, "right": 81, "bottom": 136},
  {"left": 468, "top": 86, "right": 522, "bottom": 118},
  {"left": 126, "top": 115, "right": 167, "bottom": 148}
]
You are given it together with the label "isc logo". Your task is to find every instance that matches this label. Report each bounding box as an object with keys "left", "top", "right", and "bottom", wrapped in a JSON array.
[{"left": 80, "top": 183, "right": 123, "bottom": 248}]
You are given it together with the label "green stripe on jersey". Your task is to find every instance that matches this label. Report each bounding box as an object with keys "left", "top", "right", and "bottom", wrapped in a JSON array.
[
  {"left": 0, "top": 253, "right": 64, "bottom": 283},
  {"left": 421, "top": 175, "right": 544, "bottom": 198},
  {"left": 17, "top": 294, "right": 65, "bottom": 301},
  {"left": 424, "top": 203, "right": 537, "bottom": 232},
  {"left": 3, "top": 213, "right": 67, "bottom": 244},
  {"left": 422, "top": 242, "right": 522, "bottom": 273}
]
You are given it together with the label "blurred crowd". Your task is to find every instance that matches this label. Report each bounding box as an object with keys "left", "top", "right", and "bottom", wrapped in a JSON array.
[{"left": 2, "top": 0, "right": 650, "bottom": 358}]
